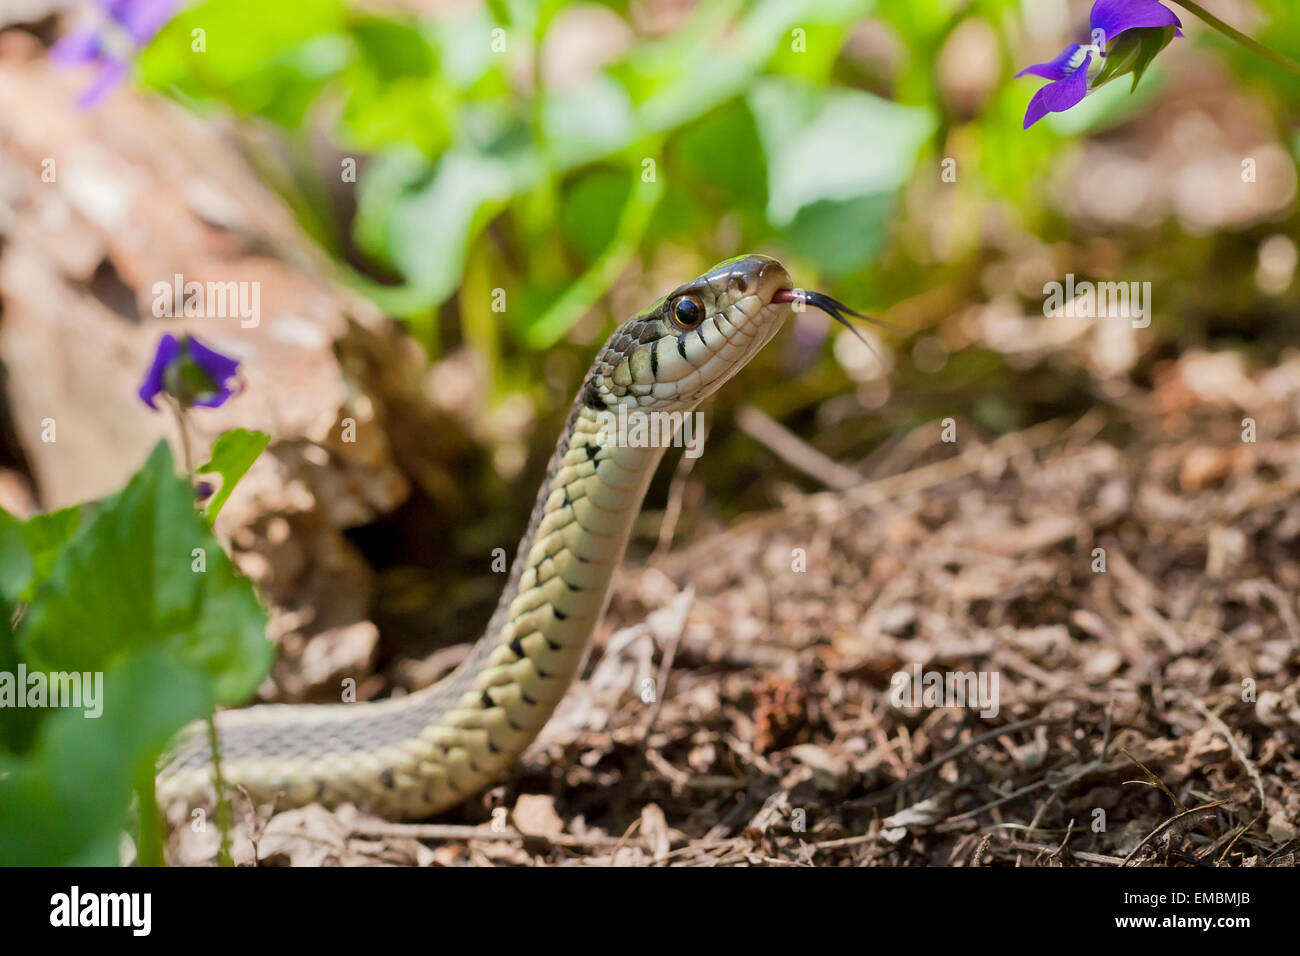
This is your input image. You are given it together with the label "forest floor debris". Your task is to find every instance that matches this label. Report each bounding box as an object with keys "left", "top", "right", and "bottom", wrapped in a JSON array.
[{"left": 171, "top": 349, "right": 1300, "bottom": 866}]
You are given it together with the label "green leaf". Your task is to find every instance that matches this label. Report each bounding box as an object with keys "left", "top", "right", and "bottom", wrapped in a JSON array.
[
  {"left": 1092, "top": 35, "right": 1142, "bottom": 90},
  {"left": 0, "top": 508, "right": 31, "bottom": 607},
  {"left": 767, "top": 21, "right": 852, "bottom": 83},
  {"left": 352, "top": 148, "right": 436, "bottom": 274},
  {"left": 138, "top": 0, "right": 351, "bottom": 126},
  {"left": 0, "top": 590, "right": 31, "bottom": 756},
  {"left": 19, "top": 508, "right": 84, "bottom": 599},
  {"left": 1092, "top": 25, "right": 1178, "bottom": 94},
  {"left": 358, "top": 139, "right": 542, "bottom": 308},
  {"left": 0, "top": 504, "right": 86, "bottom": 753},
  {"left": 337, "top": 17, "right": 457, "bottom": 156},
  {"left": 559, "top": 168, "right": 633, "bottom": 262},
  {"left": 785, "top": 192, "right": 900, "bottom": 276},
  {"left": 196, "top": 428, "right": 271, "bottom": 524},
  {"left": 541, "top": 75, "right": 638, "bottom": 169},
  {"left": 749, "top": 77, "right": 935, "bottom": 226},
  {"left": 340, "top": 74, "right": 457, "bottom": 156},
  {"left": 19, "top": 442, "right": 272, "bottom": 706},
  {"left": 429, "top": 6, "right": 504, "bottom": 91},
  {"left": 349, "top": 15, "right": 437, "bottom": 82},
  {"left": 0, "top": 648, "right": 211, "bottom": 865},
  {"left": 0, "top": 505, "right": 83, "bottom": 605},
  {"left": 671, "top": 101, "right": 769, "bottom": 214},
  {"left": 1127, "top": 25, "right": 1178, "bottom": 93},
  {"left": 747, "top": 76, "right": 934, "bottom": 273}
]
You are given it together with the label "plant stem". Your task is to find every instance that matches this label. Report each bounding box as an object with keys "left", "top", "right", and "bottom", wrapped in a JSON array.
[
  {"left": 205, "top": 715, "right": 235, "bottom": 867},
  {"left": 134, "top": 764, "right": 165, "bottom": 866},
  {"left": 1171, "top": 1, "right": 1300, "bottom": 76},
  {"left": 167, "top": 397, "right": 233, "bottom": 865},
  {"left": 166, "top": 398, "right": 194, "bottom": 477}
]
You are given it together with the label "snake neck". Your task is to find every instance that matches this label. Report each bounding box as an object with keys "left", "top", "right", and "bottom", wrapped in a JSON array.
[
  {"left": 159, "top": 392, "right": 675, "bottom": 820},
  {"left": 485, "top": 397, "right": 671, "bottom": 666},
  {"left": 450, "top": 394, "right": 672, "bottom": 741}
]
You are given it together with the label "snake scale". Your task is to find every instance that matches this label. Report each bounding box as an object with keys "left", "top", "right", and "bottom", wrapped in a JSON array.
[{"left": 158, "top": 255, "right": 869, "bottom": 820}]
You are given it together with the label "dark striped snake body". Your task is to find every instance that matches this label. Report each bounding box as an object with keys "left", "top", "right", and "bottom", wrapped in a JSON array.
[{"left": 159, "top": 255, "right": 865, "bottom": 820}]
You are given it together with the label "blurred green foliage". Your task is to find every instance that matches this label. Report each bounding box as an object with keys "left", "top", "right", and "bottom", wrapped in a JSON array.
[
  {"left": 0, "top": 443, "right": 272, "bottom": 865},
  {"left": 138, "top": 0, "right": 944, "bottom": 351},
  {"left": 131, "top": 0, "right": 1300, "bottom": 455}
]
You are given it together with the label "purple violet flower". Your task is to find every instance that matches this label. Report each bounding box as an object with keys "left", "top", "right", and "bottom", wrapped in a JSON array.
[
  {"left": 1017, "top": 44, "right": 1095, "bottom": 130},
  {"left": 139, "top": 333, "right": 241, "bottom": 410},
  {"left": 51, "top": 0, "right": 181, "bottom": 107},
  {"left": 1017, "top": 0, "right": 1183, "bottom": 128}
]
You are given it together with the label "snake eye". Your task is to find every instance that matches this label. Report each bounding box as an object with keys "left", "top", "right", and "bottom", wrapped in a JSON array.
[{"left": 671, "top": 294, "right": 704, "bottom": 329}]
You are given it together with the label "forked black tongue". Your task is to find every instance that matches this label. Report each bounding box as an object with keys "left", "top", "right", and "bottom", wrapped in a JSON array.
[{"left": 772, "top": 288, "right": 891, "bottom": 359}]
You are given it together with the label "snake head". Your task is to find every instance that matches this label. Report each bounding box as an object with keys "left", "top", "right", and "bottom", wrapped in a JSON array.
[
  {"left": 586, "top": 255, "right": 883, "bottom": 412},
  {"left": 586, "top": 254, "right": 796, "bottom": 411}
]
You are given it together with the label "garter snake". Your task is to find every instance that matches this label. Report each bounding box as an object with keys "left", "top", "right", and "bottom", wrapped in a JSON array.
[{"left": 157, "top": 255, "right": 871, "bottom": 820}]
